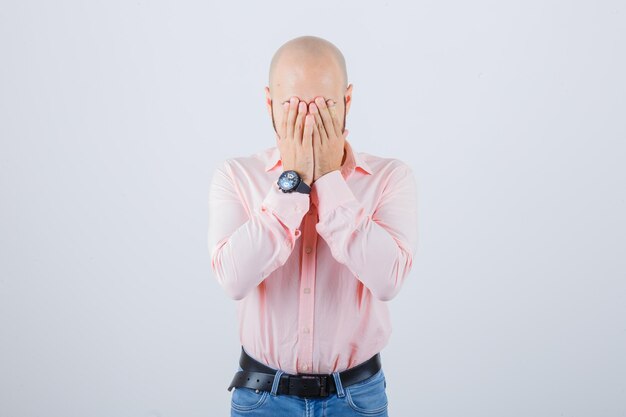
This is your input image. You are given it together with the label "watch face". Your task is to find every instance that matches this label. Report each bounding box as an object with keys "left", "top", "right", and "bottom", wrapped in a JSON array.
[{"left": 278, "top": 170, "right": 300, "bottom": 191}]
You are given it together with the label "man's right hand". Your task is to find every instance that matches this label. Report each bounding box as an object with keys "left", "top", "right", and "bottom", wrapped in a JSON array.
[{"left": 276, "top": 96, "right": 315, "bottom": 186}]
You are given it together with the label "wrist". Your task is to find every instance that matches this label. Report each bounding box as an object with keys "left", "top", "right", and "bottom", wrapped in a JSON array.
[
  {"left": 315, "top": 169, "right": 338, "bottom": 181},
  {"left": 277, "top": 170, "right": 312, "bottom": 194}
]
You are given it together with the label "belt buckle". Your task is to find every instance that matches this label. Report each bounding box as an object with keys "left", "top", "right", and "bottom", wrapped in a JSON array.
[{"left": 290, "top": 375, "right": 328, "bottom": 397}]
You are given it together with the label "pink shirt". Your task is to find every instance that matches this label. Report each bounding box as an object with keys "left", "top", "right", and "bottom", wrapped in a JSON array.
[{"left": 207, "top": 138, "right": 418, "bottom": 375}]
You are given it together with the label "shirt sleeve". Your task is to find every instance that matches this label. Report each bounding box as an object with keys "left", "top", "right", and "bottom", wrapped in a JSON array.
[
  {"left": 311, "top": 164, "right": 418, "bottom": 301},
  {"left": 208, "top": 160, "right": 310, "bottom": 300}
]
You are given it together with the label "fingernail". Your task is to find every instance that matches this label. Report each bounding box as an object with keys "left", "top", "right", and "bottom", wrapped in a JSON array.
[
  {"left": 309, "top": 103, "right": 317, "bottom": 113},
  {"left": 283, "top": 102, "right": 289, "bottom": 109},
  {"left": 290, "top": 97, "right": 298, "bottom": 104},
  {"left": 327, "top": 99, "right": 335, "bottom": 107}
]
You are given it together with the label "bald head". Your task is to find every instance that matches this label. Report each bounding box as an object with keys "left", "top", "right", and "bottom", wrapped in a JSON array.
[
  {"left": 265, "top": 35, "right": 353, "bottom": 138},
  {"left": 268, "top": 36, "right": 348, "bottom": 94}
]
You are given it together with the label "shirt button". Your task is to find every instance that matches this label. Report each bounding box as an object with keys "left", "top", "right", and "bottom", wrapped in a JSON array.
[
  {"left": 302, "top": 364, "right": 309, "bottom": 371},
  {"left": 305, "top": 247, "right": 312, "bottom": 254},
  {"left": 295, "top": 229, "right": 301, "bottom": 236},
  {"left": 303, "top": 287, "right": 310, "bottom": 294},
  {"left": 303, "top": 327, "right": 310, "bottom": 334}
]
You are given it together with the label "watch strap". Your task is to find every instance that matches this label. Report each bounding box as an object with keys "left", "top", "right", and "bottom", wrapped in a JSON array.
[{"left": 294, "top": 179, "right": 311, "bottom": 194}]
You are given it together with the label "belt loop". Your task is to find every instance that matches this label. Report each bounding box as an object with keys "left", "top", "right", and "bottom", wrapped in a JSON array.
[
  {"left": 270, "top": 370, "right": 284, "bottom": 396},
  {"left": 331, "top": 371, "right": 345, "bottom": 398}
]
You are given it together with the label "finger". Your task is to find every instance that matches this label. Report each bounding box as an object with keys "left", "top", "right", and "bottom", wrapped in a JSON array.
[
  {"left": 309, "top": 102, "right": 328, "bottom": 145},
  {"left": 314, "top": 96, "right": 336, "bottom": 140},
  {"left": 286, "top": 96, "right": 299, "bottom": 140},
  {"left": 294, "top": 101, "right": 307, "bottom": 143},
  {"left": 312, "top": 113, "right": 321, "bottom": 149},
  {"left": 278, "top": 101, "right": 289, "bottom": 140},
  {"left": 303, "top": 114, "right": 314, "bottom": 148},
  {"left": 326, "top": 99, "right": 342, "bottom": 137}
]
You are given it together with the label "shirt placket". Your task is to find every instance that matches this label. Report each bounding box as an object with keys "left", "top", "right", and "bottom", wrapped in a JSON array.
[{"left": 296, "top": 205, "right": 318, "bottom": 374}]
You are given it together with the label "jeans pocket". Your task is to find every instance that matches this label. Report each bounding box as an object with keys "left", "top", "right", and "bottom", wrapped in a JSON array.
[
  {"left": 231, "top": 365, "right": 270, "bottom": 411},
  {"left": 231, "top": 387, "right": 269, "bottom": 411},
  {"left": 345, "top": 369, "right": 388, "bottom": 415}
]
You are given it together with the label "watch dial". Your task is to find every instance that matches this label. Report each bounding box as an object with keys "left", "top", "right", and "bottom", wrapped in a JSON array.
[{"left": 279, "top": 171, "right": 298, "bottom": 190}]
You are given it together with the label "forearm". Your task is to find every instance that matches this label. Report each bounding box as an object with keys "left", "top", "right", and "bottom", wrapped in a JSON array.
[
  {"left": 313, "top": 168, "right": 417, "bottom": 301},
  {"left": 208, "top": 164, "right": 309, "bottom": 300}
]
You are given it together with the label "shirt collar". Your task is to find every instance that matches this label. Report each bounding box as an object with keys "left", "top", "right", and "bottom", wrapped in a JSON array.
[{"left": 263, "top": 138, "right": 372, "bottom": 177}]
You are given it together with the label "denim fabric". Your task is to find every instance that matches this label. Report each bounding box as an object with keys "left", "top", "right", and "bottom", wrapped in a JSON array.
[{"left": 230, "top": 365, "right": 389, "bottom": 416}]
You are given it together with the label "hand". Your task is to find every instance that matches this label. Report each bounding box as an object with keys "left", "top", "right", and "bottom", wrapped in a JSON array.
[
  {"left": 308, "top": 96, "right": 349, "bottom": 183},
  {"left": 276, "top": 96, "right": 315, "bottom": 186}
]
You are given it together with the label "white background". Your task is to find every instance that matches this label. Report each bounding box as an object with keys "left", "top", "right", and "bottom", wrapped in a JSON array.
[{"left": 1, "top": 1, "right": 625, "bottom": 416}]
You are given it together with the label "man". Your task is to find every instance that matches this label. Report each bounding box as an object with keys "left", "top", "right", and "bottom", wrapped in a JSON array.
[{"left": 208, "top": 35, "right": 418, "bottom": 416}]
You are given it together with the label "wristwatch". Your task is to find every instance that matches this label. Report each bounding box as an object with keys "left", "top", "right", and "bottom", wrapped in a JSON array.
[{"left": 277, "top": 170, "right": 311, "bottom": 194}]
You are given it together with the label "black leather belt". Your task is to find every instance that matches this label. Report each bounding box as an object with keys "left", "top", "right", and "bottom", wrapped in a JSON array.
[{"left": 227, "top": 346, "right": 382, "bottom": 398}]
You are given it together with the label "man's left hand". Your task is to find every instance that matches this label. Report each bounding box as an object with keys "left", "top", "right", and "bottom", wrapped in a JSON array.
[{"left": 308, "top": 96, "right": 349, "bottom": 183}]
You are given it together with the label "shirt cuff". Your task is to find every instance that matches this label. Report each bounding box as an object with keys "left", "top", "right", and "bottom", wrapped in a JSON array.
[
  {"left": 311, "top": 170, "right": 356, "bottom": 218},
  {"left": 261, "top": 183, "right": 310, "bottom": 230}
]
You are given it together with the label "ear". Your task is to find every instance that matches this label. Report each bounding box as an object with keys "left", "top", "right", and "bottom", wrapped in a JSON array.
[
  {"left": 265, "top": 86, "right": 272, "bottom": 118},
  {"left": 344, "top": 83, "right": 353, "bottom": 116}
]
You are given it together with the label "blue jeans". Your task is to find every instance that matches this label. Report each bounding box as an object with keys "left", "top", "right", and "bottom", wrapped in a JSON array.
[{"left": 230, "top": 364, "right": 389, "bottom": 416}]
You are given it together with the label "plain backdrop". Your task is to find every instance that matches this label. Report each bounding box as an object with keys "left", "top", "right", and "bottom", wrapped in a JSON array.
[{"left": 1, "top": 1, "right": 625, "bottom": 416}]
